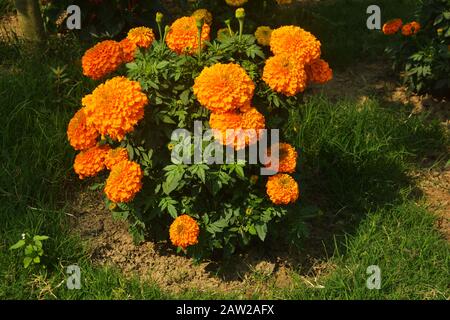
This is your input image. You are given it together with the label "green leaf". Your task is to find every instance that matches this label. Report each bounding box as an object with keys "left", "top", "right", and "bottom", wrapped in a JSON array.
[
  {"left": 180, "top": 89, "right": 190, "bottom": 105},
  {"left": 255, "top": 223, "right": 267, "bottom": 241},
  {"left": 33, "top": 257, "right": 41, "bottom": 264},
  {"left": 157, "top": 61, "right": 170, "bottom": 69},
  {"left": 9, "top": 240, "right": 25, "bottom": 250},
  {"left": 33, "top": 235, "right": 49, "bottom": 241},
  {"left": 23, "top": 257, "right": 33, "bottom": 268},
  {"left": 89, "top": 183, "right": 104, "bottom": 191},
  {"left": 235, "top": 165, "right": 245, "bottom": 179},
  {"left": 167, "top": 203, "right": 178, "bottom": 219},
  {"left": 445, "top": 28, "right": 450, "bottom": 38},
  {"left": 24, "top": 244, "right": 34, "bottom": 255}
]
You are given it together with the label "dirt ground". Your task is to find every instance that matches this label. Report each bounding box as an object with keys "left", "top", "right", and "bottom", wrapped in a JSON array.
[{"left": 66, "top": 61, "right": 449, "bottom": 295}]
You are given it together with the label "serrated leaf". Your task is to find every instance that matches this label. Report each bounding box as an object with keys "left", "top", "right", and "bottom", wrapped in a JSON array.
[{"left": 180, "top": 89, "right": 190, "bottom": 105}]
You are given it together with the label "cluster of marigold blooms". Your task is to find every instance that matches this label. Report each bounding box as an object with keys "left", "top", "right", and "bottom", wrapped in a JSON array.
[
  {"left": 68, "top": 7, "right": 327, "bottom": 251},
  {"left": 259, "top": 25, "right": 333, "bottom": 96},
  {"left": 382, "top": 19, "right": 421, "bottom": 36}
]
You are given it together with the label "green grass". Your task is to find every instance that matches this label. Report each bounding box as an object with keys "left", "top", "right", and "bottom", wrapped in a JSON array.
[
  {"left": 0, "top": 0, "right": 448, "bottom": 300},
  {"left": 284, "top": 202, "right": 450, "bottom": 299}
]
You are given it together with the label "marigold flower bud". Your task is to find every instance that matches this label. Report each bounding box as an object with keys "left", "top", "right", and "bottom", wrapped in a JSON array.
[
  {"left": 156, "top": 12, "right": 163, "bottom": 24},
  {"left": 235, "top": 8, "right": 245, "bottom": 20}
]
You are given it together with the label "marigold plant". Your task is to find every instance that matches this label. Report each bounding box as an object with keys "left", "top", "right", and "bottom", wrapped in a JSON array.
[
  {"left": 82, "top": 76, "right": 148, "bottom": 141},
  {"left": 127, "top": 27, "right": 155, "bottom": 48},
  {"left": 169, "top": 215, "right": 200, "bottom": 249},
  {"left": 266, "top": 174, "right": 299, "bottom": 205},
  {"left": 306, "top": 59, "right": 333, "bottom": 84},
  {"left": 104, "top": 160, "right": 143, "bottom": 203},
  {"left": 383, "top": 0, "right": 450, "bottom": 95},
  {"left": 193, "top": 63, "right": 255, "bottom": 113},
  {"left": 69, "top": 9, "right": 331, "bottom": 258},
  {"left": 263, "top": 53, "right": 308, "bottom": 96},
  {"left": 67, "top": 108, "right": 98, "bottom": 151},
  {"left": 73, "top": 145, "right": 110, "bottom": 180},
  {"left": 165, "top": 16, "right": 211, "bottom": 55},
  {"left": 81, "top": 40, "right": 123, "bottom": 80}
]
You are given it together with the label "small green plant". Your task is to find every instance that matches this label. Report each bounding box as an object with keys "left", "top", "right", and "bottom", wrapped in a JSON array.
[
  {"left": 384, "top": 0, "right": 450, "bottom": 96},
  {"left": 9, "top": 233, "right": 49, "bottom": 268}
]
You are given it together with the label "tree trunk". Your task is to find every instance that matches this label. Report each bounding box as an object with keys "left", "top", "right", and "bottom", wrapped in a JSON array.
[{"left": 15, "top": 0, "right": 45, "bottom": 41}]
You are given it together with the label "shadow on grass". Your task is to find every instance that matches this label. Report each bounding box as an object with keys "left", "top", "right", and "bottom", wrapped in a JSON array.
[{"left": 204, "top": 95, "right": 447, "bottom": 282}]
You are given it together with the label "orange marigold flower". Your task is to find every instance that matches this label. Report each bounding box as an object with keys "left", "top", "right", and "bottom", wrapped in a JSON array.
[
  {"left": 67, "top": 108, "right": 98, "bottom": 151},
  {"left": 166, "top": 16, "right": 210, "bottom": 55},
  {"left": 255, "top": 26, "right": 272, "bottom": 46},
  {"left": 382, "top": 18, "right": 403, "bottom": 35},
  {"left": 81, "top": 40, "right": 123, "bottom": 80},
  {"left": 306, "top": 58, "right": 333, "bottom": 84},
  {"left": 169, "top": 215, "right": 200, "bottom": 249},
  {"left": 209, "top": 107, "right": 265, "bottom": 150},
  {"left": 193, "top": 63, "right": 255, "bottom": 113},
  {"left": 73, "top": 144, "right": 110, "bottom": 179},
  {"left": 263, "top": 53, "right": 307, "bottom": 96},
  {"left": 266, "top": 173, "right": 299, "bottom": 205},
  {"left": 225, "top": 0, "right": 248, "bottom": 6},
  {"left": 265, "top": 143, "right": 298, "bottom": 173},
  {"left": 119, "top": 38, "right": 137, "bottom": 63},
  {"left": 402, "top": 21, "right": 421, "bottom": 36},
  {"left": 104, "top": 147, "right": 129, "bottom": 170},
  {"left": 270, "top": 26, "right": 321, "bottom": 64},
  {"left": 127, "top": 27, "right": 155, "bottom": 48},
  {"left": 104, "top": 160, "right": 143, "bottom": 203},
  {"left": 192, "top": 9, "right": 213, "bottom": 26},
  {"left": 82, "top": 76, "right": 148, "bottom": 141}
]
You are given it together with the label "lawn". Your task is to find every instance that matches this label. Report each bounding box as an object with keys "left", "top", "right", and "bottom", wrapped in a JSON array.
[{"left": 0, "top": 0, "right": 448, "bottom": 300}]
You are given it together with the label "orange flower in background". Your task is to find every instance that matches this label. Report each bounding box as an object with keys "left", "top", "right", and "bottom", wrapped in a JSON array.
[
  {"left": 266, "top": 173, "right": 299, "bottom": 205},
  {"left": 276, "top": 0, "right": 293, "bottom": 4},
  {"left": 382, "top": 18, "right": 403, "bottom": 35},
  {"left": 265, "top": 143, "right": 298, "bottom": 173},
  {"left": 127, "top": 27, "right": 155, "bottom": 48},
  {"left": 192, "top": 8, "right": 213, "bottom": 26},
  {"left": 73, "top": 144, "right": 110, "bottom": 179},
  {"left": 166, "top": 16, "right": 210, "bottom": 55},
  {"left": 81, "top": 40, "right": 123, "bottom": 80},
  {"left": 270, "top": 26, "right": 321, "bottom": 64},
  {"left": 82, "top": 76, "right": 148, "bottom": 141},
  {"left": 306, "top": 58, "right": 333, "bottom": 84},
  {"left": 255, "top": 26, "right": 272, "bottom": 46},
  {"left": 193, "top": 63, "right": 255, "bottom": 113},
  {"left": 119, "top": 38, "right": 137, "bottom": 63},
  {"left": 402, "top": 21, "right": 421, "bottom": 36},
  {"left": 209, "top": 107, "right": 265, "bottom": 150},
  {"left": 104, "top": 160, "right": 143, "bottom": 203},
  {"left": 67, "top": 108, "right": 98, "bottom": 151},
  {"left": 104, "top": 147, "right": 129, "bottom": 170},
  {"left": 225, "top": 0, "right": 248, "bottom": 6},
  {"left": 263, "top": 53, "right": 308, "bottom": 96},
  {"left": 169, "top": 215, "right": 200, "bottom": 249}
]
